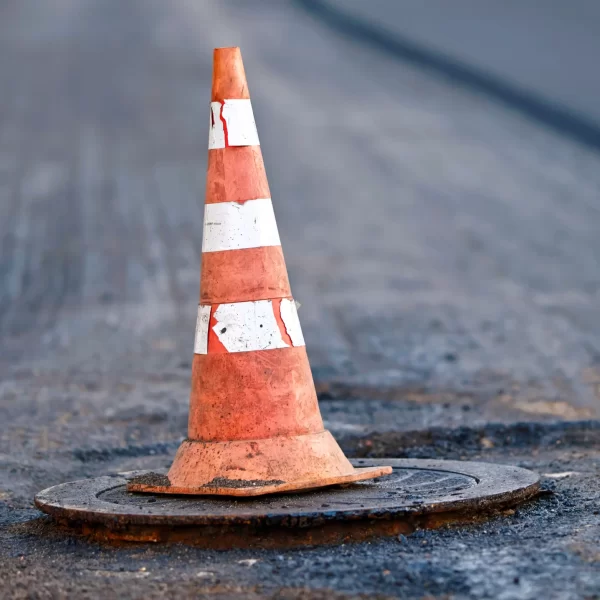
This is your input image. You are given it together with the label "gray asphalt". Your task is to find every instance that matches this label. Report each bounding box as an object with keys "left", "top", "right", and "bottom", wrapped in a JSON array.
[{"left": 1, "top": 0, "right": 600, "bottom": 598}]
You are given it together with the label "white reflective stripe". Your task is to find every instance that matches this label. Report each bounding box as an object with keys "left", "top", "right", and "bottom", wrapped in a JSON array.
[
  {"left": 202, "top": 198, "right": 280, "bottom": 253},
  {"left": 208, "top": 99, "right": 260, "bottom": 149},
  {"left": 280, "top": 298, "right": 305, "bottom": 347},
  {"left": 193, "top": 299, "right": 305, "bottom": 354},
  {"left": 193, "top": 305, "right": 212, "bottom": 354}
]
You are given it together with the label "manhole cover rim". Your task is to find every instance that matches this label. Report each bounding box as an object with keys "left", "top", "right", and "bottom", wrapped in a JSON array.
[{"left": 35, "top": 459, "right": 539, "bottom": 527}]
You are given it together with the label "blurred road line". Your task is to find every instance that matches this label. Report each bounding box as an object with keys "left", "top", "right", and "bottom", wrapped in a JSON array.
[{"left": 294, "top": 0, "right": 600, "bottom": 153}]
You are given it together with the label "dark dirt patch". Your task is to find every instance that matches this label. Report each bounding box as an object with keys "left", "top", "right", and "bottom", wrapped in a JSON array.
[
  {"left": 203, "top": 477, "right": 286, "bottom": 489},
  {"left": 129, "top": 473, "right": 171, "bottom": 488}
]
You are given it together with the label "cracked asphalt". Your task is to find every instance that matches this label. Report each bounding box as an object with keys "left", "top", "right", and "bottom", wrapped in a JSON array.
[{"left": 1, "top": 1, "right": 600, "bottom": 598}]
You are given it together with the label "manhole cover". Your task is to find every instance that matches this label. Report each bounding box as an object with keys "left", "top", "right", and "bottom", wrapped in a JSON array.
[{"left": 35, "top": 459, "right": 539, "bottom": 548}]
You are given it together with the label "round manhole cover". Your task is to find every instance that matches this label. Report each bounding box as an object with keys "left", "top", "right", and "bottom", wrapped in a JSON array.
[{"left": 35, "top": 459, "right": 539, "bottom": 548}]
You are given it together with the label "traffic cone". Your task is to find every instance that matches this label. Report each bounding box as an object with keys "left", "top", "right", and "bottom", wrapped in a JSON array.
[{"left": 128, "top": 47, "right": 392, "bottom": 496}]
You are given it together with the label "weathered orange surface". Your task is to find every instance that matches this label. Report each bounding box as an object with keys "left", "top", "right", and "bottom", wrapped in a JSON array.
[
  {"left": 188, "top": 347, "right": 323, "bottom": 441},
  {"left": 206, "top": 147, "right": 270, "bottom": 204},
  {"left": 200, "top": 246, "right": 290, "bottom": 304}
]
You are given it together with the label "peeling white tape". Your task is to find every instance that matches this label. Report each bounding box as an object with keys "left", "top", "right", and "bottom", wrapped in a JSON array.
[
  {"left": 213, "top": 301, "right": 287, "bottom": 353},
  {"left": 280, "top": 298, "right": 305, "bottom": 347},
  {"left": 224, "top": 99, "right": 260, "bottom": 146},
  {"left": 202, "top": 198, "right": 280, "bottom": 253},
  {"left": 193, "top": 305, "right": 211, "bottom": 354},
  {"left": 208, "top": 99, "right": 260, "bottom": 149},
  {"left": 193, "top": 299, "right": 305, "bottom": 354},
  {"left": 208, "top": 103, "right": 225, "bottom": 149}
]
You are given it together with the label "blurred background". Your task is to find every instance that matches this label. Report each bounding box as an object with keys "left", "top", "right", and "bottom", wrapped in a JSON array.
[{"left": 1, "top": 0, "right": 600, "bottom": 451}]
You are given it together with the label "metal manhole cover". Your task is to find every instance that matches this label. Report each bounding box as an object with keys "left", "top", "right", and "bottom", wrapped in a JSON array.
[{"left": 35, "top": 459, "right": 539, "bottom": 548}]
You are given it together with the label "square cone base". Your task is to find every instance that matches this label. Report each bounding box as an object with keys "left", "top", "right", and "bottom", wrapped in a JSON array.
[{"left": 127, "top": 430, "right": 392, "bottom": 497}]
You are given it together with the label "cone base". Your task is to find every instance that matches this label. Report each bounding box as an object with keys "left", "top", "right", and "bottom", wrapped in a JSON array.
[
  {"left": 127, "top": 430, "right": 392, "bottom": 497},
  {"left": 127, "top": 466, "right": 391, "bottom": 497}
]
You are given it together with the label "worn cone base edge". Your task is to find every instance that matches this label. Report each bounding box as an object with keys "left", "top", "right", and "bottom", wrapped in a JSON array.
[
  {"left": 127, "top": 467, "right": 392, "bottom": 497},
  {"left": 127, "top": 430, "right": 393, "bottom": 497}
]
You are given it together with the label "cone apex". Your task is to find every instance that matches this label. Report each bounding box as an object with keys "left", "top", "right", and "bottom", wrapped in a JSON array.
[{"left": 212, "top": 47, "right": 249, "bottom": 101}]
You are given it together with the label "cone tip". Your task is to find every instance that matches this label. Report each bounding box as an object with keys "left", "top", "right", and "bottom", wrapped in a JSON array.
[{"left": 212, "top": 47, "right": 249, "bottom": 101}]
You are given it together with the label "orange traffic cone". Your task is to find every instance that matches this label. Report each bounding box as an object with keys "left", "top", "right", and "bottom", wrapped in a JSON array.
[{"left": 128, "top": 47, "right": 392, "bottom": 496}]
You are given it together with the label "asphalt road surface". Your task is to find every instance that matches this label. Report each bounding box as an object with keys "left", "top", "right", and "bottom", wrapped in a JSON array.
[{"left": 1, "top": 1, "right": 600, "bottom": 598}]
